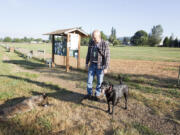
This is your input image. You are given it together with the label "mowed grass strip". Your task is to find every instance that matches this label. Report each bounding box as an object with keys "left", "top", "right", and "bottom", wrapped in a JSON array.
[{"left": 5, "top": 43, "right": 180, "bottom": 62}]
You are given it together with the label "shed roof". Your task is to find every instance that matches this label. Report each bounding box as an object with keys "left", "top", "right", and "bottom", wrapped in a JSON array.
[{"left": 44, "top": 27, "right": 89, "bottom": 37}]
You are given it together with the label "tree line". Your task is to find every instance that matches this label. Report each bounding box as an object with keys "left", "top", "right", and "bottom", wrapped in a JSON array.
[
  {"left": 163, "top": 35, "right": 180, "bottom": 47},
  {"left": 82, "top": 25, "right": 179, "bottom": 47},
  {"left": 0, "top": 36, "right": 49, "bottom": 43},
  {"left": 1, "top": 25, "right": 179, "bottom": 47}
]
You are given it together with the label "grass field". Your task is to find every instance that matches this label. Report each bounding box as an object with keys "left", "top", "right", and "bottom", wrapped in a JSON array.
[
  {"left": 4, "top": 42, "right": 180, "bottom": 62},
  {"left": 0, "top": 44, "right": 180, "bottom": 135}
]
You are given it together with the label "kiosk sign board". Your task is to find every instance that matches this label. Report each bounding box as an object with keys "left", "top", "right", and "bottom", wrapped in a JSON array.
[{"left": 54, "top": 41, "right": 66, "bottom": 56}]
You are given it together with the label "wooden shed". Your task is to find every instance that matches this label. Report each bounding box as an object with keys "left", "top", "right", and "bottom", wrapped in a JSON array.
[{"left": 44, "top": 27, "right": 89, "bottom": 72}]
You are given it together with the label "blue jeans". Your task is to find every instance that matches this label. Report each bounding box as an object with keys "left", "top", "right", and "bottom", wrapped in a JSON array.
[{"left": 87, "top": 63, "right": 104, "bottom": 97}]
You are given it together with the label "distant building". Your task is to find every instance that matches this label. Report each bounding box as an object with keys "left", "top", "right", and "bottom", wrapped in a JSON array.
[{"left": 30, "top": 41, "right": 38, "bottom": 44}]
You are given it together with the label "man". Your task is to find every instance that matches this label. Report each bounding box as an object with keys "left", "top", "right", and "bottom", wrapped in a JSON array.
[{"left": 85, "top": 30, "right": 110, "bottom": 101}]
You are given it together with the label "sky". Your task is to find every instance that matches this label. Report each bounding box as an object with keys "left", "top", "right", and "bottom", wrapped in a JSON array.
[{"left": 0, "top": 0, "right": 180, "bottom": 39}]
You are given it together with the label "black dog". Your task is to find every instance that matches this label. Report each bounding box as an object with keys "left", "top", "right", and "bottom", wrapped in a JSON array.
[{"left": 101, "top": 76, "right": 128, "bottom": 115}]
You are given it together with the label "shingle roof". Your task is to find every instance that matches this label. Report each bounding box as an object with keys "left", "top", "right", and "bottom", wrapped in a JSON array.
[{"left": 44, "top": 27, "right": 89, "bottom": 37}]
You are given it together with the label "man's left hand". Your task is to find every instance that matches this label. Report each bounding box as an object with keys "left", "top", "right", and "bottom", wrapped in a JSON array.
[{"left": 104, "top": 69, "right": 108, "bottom": 74}]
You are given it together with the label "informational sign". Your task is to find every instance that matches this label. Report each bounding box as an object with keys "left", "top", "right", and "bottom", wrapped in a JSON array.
[
  {"left": 54, "top": 41, "right": 66, "bottom": 56},
  {"left": 70, "top": 33, "right": 79, "bottom": 50},
  {"left": 54, "top": 34, "right": 79, "bottom": 58}
]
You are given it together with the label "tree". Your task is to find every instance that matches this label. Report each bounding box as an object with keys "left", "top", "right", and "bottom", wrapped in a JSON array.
[
  {"left": 109, "top": 27, "right": 117, "bottom": 46},
  {"left": 55, "top": 37, "right": 62, "bottom": 42},
  {"left": 35, "top": 38, "right": 42, "bottom": 42},
  {"left": 169, "top": 35, "right": 174, "bottom": 47},
  {"left": 23, "top": 36, "right": 28, "bottom": 42},
  {"left": 123, "top": 37, "right": 130, "bottom": 45},
  {"left": 23, "top": 36, "right": 31, "bottom": 42},
  {"left": 174, "top": 38, "right": 179, "bottom": 47},
  {"left": 3, "top": 37, "right": 12, "bottom": 42},
  {"left": 81, "top": 37, "right": 91, "bottom": 46},
  {"left": 13, "top": 38, "right": 21, "bottom": 42},
  {"left": 148, "top": 25, "right": 163, "bottom": 46},
  {"left": 101, "top": 31, "right": 107, "bottom": 41},
  {"left": 130, "top": 30, "right": 148, "bottom": 46},
  {"left": 113, "top": 39, "right": 121, "bottom": 46},
  {"left": 108, "top": 27, "right": 120, "bottom": 46},
  {"left": 163, "top": 37, "right": 169, "bottom": 47}
]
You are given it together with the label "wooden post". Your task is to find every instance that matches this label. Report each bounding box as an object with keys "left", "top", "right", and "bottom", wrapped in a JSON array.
[
  {"left": 63, "top": 56, "right": 66, "bottom": 66},
  {"left": 52, "top": 35, "right": 55, "bottom": 63},
  {"left": 77, "top": 35, "right": 81, "bottom": 69},
  {"left": 178, "top": 66, "right": 180, "bottom": 85},
  {"left": 66, "top": 34, "right": 70, "bottom": 72}
]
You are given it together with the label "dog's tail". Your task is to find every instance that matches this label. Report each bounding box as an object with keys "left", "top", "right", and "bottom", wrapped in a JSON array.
[{"left": 118, "top": 75, "right": 123, "bottom": 84}]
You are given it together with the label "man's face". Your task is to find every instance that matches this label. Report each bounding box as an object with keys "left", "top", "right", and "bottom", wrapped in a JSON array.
[{"left": 93, "top": 31, "right": 101, "bottom": 43}]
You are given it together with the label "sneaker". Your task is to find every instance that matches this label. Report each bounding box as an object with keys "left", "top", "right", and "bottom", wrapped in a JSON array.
[{"left": 83, "top": 94, "right": 93, "bottom": 100}]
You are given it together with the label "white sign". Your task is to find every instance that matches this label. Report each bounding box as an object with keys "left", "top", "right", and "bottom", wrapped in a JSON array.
[
  {"left": 67, "top": 42, "right": 70, "bottom": 47},
  {"left": 70, "top": 33, "right": 79, "bottom": 50}
]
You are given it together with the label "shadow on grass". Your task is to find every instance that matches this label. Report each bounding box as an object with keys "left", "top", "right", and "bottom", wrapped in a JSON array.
[
  {"left": 0, "top": 97, "right": 26, "bottom": 111},
  {"left": 3, "top": 60, "right": 46, "bottom": 69},
  {"left": 0, "top": 75, "right": 95, "bottom": 106},
  {"left": 0, "top": 75, "right": 105, "bottom": 114},
  {"left": 0, "top": 75, "right": 107, "bottom": 115}
]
